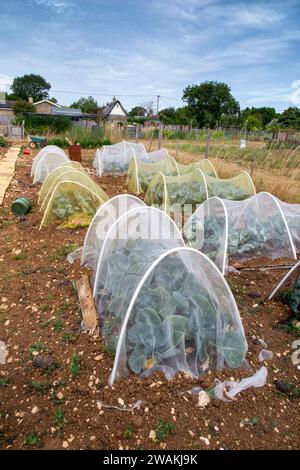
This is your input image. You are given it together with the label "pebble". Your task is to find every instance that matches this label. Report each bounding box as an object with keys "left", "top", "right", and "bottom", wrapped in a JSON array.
[
  {"left": 62, "top": 441, "right": 69, "bottom": 448},
  {"left": 31, "top": 405, "right": 39, "bottom": 414},
  {"left": 149, "top": 430, "right": 156, "bottom": 440},
  {"left": 200, "top": 436, "right": 210, "bottom": 446},
  {"left": 94, "top": 355, "right": 102, "bottom": 361},
  {"left": 117, "top": 398, "right": 124, "bottom": 407},
  {"left": 57, "top": 392, "right": 64, "bottom": 400},
  {"left": 197, "top": 391, "right": 210, "bottom": 408}
]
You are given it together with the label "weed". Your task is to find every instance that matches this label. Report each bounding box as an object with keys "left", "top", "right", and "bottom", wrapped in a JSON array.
[
  {"left": 62, "top": 332, "right": 75, "bottom": 344},
  {"left": 12, "top": 253, "right": 27, "bottom": 261},
  {"left": 123, "top": 425, "right": 134, "bottom": 439},
  {"left": 0, "top": 377, "right": 9, "bottom": 387},
  {"left": 279, "top": 317, "right": 300, "bottom": 337},
  {"left": 69, "top": 352, "right": 80, "bottom": 377},
  {"left": 154, "top": 420, "right": 176, "bottom": 442},
  {"left": 29, "top": 342, "right": 48, "bottom": 353},
  {"left": 41, "top": 304, "right": 49, "bottom": 312},
  {"left": 53, "top": 407, "right": 64, "bottom": 428},
  {"left": 30, "top": 380, "right": 51, "bottom": 395},
  {"left": 24, "top": 432, "right": 40, "bottom": 447},
  {"left": 54, "top": 244, "right": 78, "bottom": 261},
  {"left": 52, "top": 319, "right": 63, "bottom": 332}
]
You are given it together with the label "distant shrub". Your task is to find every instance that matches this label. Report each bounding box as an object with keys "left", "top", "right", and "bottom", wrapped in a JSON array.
[
  {"left": 25, "top": 115, "right": 71, "bottom": 134},
  {"left": 46, "top": 137, "right": 69, "bottom": 148},
  {"left": 0, "top": 136, "right": 8, "bottom": 147},
  {"left": 211, "top": 130, "right": 224, "bottom": 139},
  {"left": 47, "top": 136, "right": 111, "bottom": 149}
]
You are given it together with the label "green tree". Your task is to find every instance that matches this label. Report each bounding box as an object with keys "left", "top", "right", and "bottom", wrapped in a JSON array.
[
  {"left": 70, "top": 96, "right": 99, "bottom": 114},
  {"left": 182, "top": 81, "right": 240, "bottom": 127},
  {"left": 158, "top": 107, "right": 176, "bottom": 124},
  {"left": 128, "top": 106, "right": 147, "bottom": 117},
  {"left": 11, "top": 74, "right": 51, "bottom": 102},
  {"left": 240, "top": 107, "right": 277, "bottom": 127},
  {"left": 278, "top": 107, "right": 300, "bottom": 130},
  {"left": 49, "top": 96, "right": 58, "bottom": 103},
  {"left": 175, "top": 106, "right": 193, "bottom": 125},
  {"left": 13, "top": 100, "right": 36, "bottom": 115},
  {"left": 243, "top": 114, "right": 262, "bottom": 131}
]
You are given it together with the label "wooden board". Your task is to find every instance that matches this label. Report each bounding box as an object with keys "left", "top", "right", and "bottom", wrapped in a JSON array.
[{"left": 76, "top": 275, "right": 99, "bottom": 334}]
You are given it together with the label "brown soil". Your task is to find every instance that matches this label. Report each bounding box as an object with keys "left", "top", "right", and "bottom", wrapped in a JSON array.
[{"left": 0, "top": 147, "right": 299, "bottom": 451}]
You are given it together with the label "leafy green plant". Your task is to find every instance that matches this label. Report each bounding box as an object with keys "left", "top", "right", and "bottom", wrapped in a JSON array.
[
  {"left": 123, "top": 425, "right": 134, "bottom": 439},
  {"left": 24, "top": 432, "right": 40, "bottom": 447},
  {"left": 29, "top": 342, "right": 48, "bottom": 353},
  {"left": 53, "top": 407, "right": 64, "bottom": 428},
  {"left": 98, "top": 239, "right": 247, "bottom": 375},
  {"left": 281, "top": 276, "right": 300, "bottom": 316},
  {"left": 55, "top": 243, "right": 78, "bottom": 260},
  {"left": 69, "top": 352, "right": 80, "bottom": 377},
  {"left": 30, "top": 380, "right": 51, "bottom": 395},
  {"left": 0, "top": 136, "right": 8, "bottom": 147},
  {"left": 62, "top": 332, "right": 76, "bottom": 344},
  {"left": 154, "top": 420, "right": 176, "bottom": 442},
  {"left": 0, "top": 377, "right": 9, "bottom": 387}
]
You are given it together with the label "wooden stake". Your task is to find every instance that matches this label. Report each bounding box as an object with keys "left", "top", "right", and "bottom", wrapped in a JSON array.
[{"left": 76, "top": 275, "right": 99, "bottom": 334}]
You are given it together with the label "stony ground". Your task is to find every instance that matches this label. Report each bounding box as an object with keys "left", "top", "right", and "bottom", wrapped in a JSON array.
[{"left": 0, "top": 147, "right": 299, "bottom": 450}]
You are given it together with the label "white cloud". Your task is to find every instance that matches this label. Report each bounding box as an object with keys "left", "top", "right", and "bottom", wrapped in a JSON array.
[{"left": 31, "top": 0, "right": 73, "bottom": 13}]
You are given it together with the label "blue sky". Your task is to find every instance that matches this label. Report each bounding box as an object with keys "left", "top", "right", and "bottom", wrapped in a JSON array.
[{"left": 1, "top": 0, "right": 300, "bottom": 111}]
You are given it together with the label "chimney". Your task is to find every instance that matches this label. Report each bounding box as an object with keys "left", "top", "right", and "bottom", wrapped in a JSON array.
[
  {"left": 112, "top": 96, "right": 116, "bottom": 102},
  {"left": 28, "top": 96, "right": 33, "bottom": 104}
]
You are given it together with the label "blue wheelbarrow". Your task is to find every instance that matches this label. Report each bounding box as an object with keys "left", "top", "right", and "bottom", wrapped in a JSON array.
[{"left": 28, "top": 135, "right": 48, "bottom": 149}]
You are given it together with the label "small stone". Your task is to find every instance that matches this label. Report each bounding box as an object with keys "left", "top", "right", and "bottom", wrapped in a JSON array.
[
  {"left": 200, "top": 436, "right": 210, "bottom": 446},
  {"left": 68, "top": 434, "right": 74, "bottom": 442},
  {"left": 131, "top": 415, "right": 143, "bottom": 429},
  {"left": 32, "top": 355, "right": 55, "bottom": 369},
  {"left": 57, "top": 392, "right": 64, "bottom": 400},
  {"left": 31, "top": 405, "right": 39, "bottom": 414},
  {"left": 197, "top": 390, "right": 210, "bottom": 408},
  {"left": 90, "top": 436, "right": 96, "bottom": 441},
  {"left": 275, "top": 380, "right": 289, "bottom": 394},
  {"left": 4, "top": 320, "right": 10, "bottom": 326},
  {"left": 62, "top": 441, "right": 69, "bottom": 448},
  {"left": 149, "top": 430, "right": 156, "bottom": 440},
  {"left": 94, "top": 355, "right": 102, "bottom": 361},
  {"left": 117, "top": 397, "right": 124, "bottom": 407},
  {"left": 32, "top": 351, "right": 39, "bottom": 356},
  {"left": 188, "top": 430, "right": 195, "bottom": 437}
]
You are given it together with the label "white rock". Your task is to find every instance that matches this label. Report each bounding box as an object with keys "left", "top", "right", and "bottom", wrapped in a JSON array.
[
  {"left": 117, "top": 397, "right": 124, "bottom": 407},
  {"left": 94, "top": 355, "right": 102, "bottom": 361},
  {"left": 149, "top": 430, "right": 156, "bottom": 440},
  {"left": 200, "top": 436, "right": 210, "bottom": 446},
  {"left": 31, "top": 405, "right": 39, "bottom": 414},
  {"left": 57, "top": 392, "right": 64, "bottom": 400},
  {"left": 197, "top": 390, "right": 210, "bottom": 408},
  {"left": 62, "top": 441, "right": 69, "bottom": 448}
]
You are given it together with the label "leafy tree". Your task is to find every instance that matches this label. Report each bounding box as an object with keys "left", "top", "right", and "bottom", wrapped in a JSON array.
[
  {"left": 5, "top": 92, "right": 20, "bottom": 101},
  {"left": 13, "top": 100, "right": 36, "bottom": 115},
  {"left": 158, "top": 107, "right": 176, "bottom": 124},
  {"left": 182, "top": 81, "right": 240, "bottom": 127},
  {"left": 243, "top": 114, "right": 262, "bottom": 131},
  {"left": 240, "top": 107, "right": 277, "bottom": 127},
  {"left": 49, "top": 96, "right": 58, "bottom": 103},
  {"left": 11, "top": 74, "right": 51, "bottom": 102},
  {"left": 70, "top": 96, "right": 98, "bottom": 114},
  {"left": 175, "top": 106, "right": 193, "bottom": 125},
  {"left": 278, "top": 107, "right": 300, "bottom": 130},
  {"left": 128, "top": 106, "right": 147, "bottom": 117}
]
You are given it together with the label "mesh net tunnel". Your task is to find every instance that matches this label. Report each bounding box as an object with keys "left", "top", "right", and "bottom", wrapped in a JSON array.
[
  {"left": 31, "top": 145, "right": 68, "bottom": 177},
  {"left": 183, "top": 192, "right": 297, "bottom": 275},
  {"left": 38, "top": 162, "right": 85, "bottom": 205},
  {"left": 39, "top": 176, "right": 108, "bottom": 229},
  {"left": 33, "top": 152, "right": 70, "bottom": 184},
  {"left": 127, "top": 156, "right": 179, "bottom": 195},
  {"left": 90, "top": 206, "right": 247, "bottom": 385}
]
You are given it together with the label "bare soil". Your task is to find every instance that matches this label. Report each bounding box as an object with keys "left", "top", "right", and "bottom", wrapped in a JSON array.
[{"left": 0, "top": 147, "right": 299, "bottom": 451}]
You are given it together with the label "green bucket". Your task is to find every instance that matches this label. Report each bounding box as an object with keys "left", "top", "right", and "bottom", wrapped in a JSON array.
[{"left": 11, "top": 197, "right": 32, "bottom": 217}]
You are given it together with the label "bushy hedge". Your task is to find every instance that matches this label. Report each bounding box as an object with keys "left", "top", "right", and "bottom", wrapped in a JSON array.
[
  {"left": 47, "top": 136, "right": 111, "bottom": 149},
  {"left": 25, "top": 115, "right": 71, "bottom": 134},
  {"left": 0, "top": 136, "right": 8, "bottom": 147}
]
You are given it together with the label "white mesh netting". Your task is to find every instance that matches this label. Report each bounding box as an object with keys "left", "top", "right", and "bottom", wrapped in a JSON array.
[
  {"left": 93, "top": 141, "right": 170, "bottom": 177},
  {"left": 183, "top": 192, "right": 298, "bottom": 275},
  {"left": 33, "top": 152, "right": 70, "bottom": 184},
  {"left": 31, "top": 145, "right": 68, "bottom": 177},
  {"left": 90, "top": 206, "right": 247, "bottom": 385}
]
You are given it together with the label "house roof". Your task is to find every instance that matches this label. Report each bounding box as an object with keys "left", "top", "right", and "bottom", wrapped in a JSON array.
[
  {"left": 101, "top": 98, "right": 127, "bottom": 118},
  {"left": 33, "top": 99, "right": 61, "bottom": 108},
  {"left": 51, "top": 107, "right": 82, "bottom": 116},
  {"left": 0, "top": 101, "right": 14, "bottom": 109}
]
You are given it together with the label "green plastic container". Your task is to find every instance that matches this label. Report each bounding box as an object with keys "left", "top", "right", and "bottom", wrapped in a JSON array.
[{"left": 11, "top": 197, "right": 32, "bottom": 216}]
